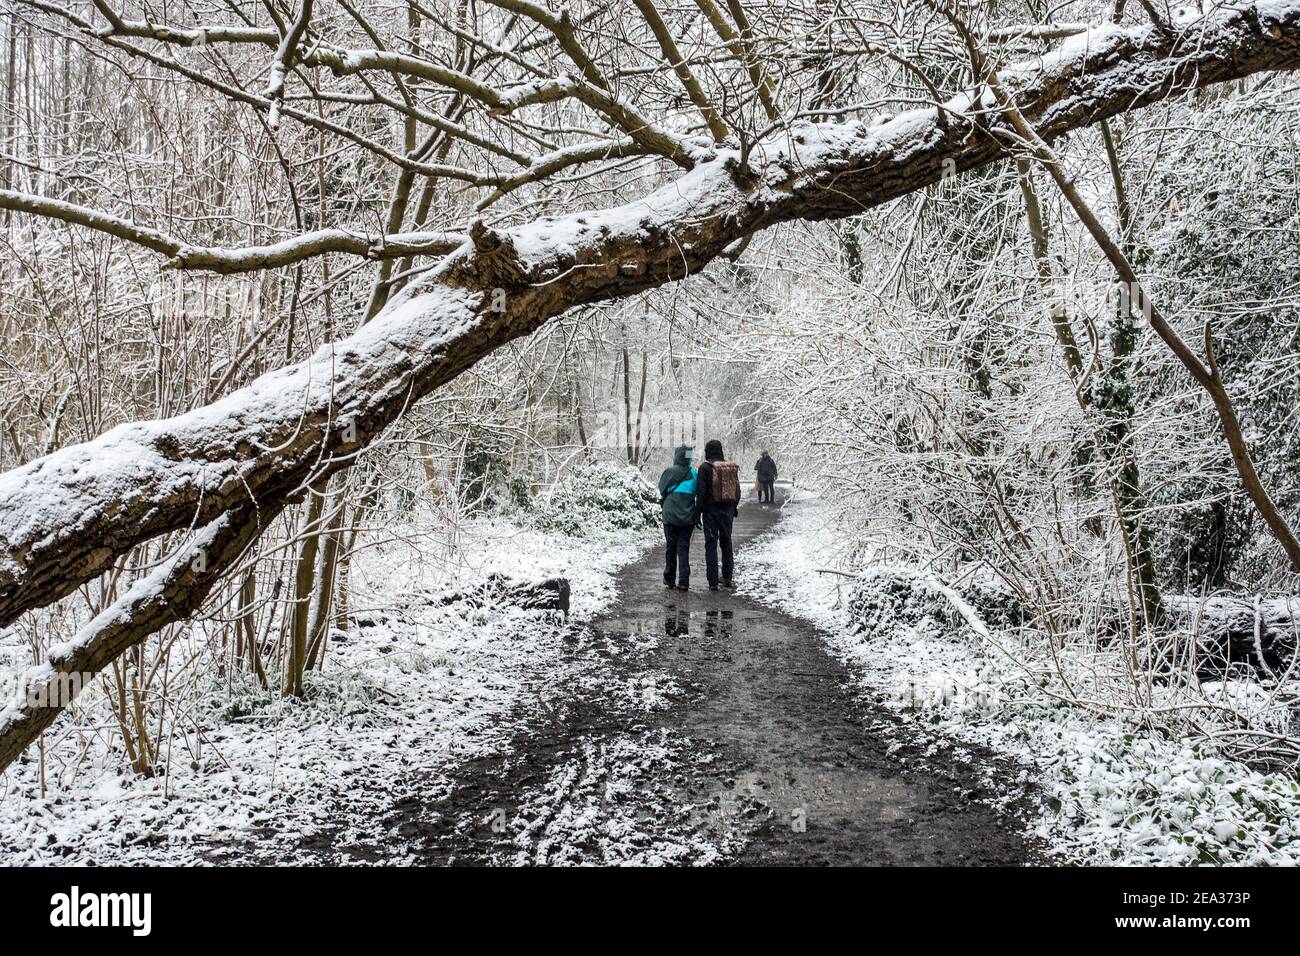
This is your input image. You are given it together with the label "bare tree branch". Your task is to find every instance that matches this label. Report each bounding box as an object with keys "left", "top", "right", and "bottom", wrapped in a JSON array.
[
  {"left": 630, "top": 0, "right": 729, "bottom": 142},
  {"left": 1, "top": 3, "right": 1300, "bottom": 775},
  {"left": 0, "top": 188, "right": 467, "bottom": 271},
  {"left": 692, "top": 0, "right": 780, "bottom": 121},
  {"left": 0, "top": 502, "right": 281, "bottom": 773}
]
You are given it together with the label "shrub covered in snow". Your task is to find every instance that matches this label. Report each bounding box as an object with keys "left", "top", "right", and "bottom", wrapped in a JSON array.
[
  {"left": 848, "top": 568, "right": 962, "bottom": 641},
  {"left": 960, "top": 572, "right": 1028, "bottom": 630},
  {"left": 847, "top": 566, "right": 1024, "bottom": 642},
  {"left": 527, "top": 460, "right": 661, "bottom": 537}
]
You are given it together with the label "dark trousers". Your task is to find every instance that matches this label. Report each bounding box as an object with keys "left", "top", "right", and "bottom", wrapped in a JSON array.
[
  {"left": 702, "top": 509, "right": 734, "bottom": 586},
  {"left": 663, "top": 522, "right": 693, "bottom": 587},
  {"left": 759, "top": 479, "right": 775, "bottom": 503}
]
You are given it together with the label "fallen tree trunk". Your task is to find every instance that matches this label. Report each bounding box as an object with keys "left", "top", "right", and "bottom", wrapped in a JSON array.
[
  {"left": 1173, "top": 597, "right": 1300, "bottom": 680},
  {"left": 1086, "top": 596, "right": 1300, "bottom": 679},
  {"left": 1, "top": 5, "right": 1297, "bottom": 629},
  {"left": 1, "top": 5, "right": 1299, "bottom": 772},
  {"left": 0, "top": 502, "right": 281, "bottom": 772},
  {"left": 352, "top": 573, "right": 572, "bottom": 627},
  {"left": 851, "top": 567, "right": 1300, "bottom": 681},
  {"left": 476, "top": 575, "right": 571, "bottom": 618}
]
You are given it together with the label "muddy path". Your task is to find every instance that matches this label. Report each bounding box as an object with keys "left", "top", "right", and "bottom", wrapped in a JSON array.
[{"left": 276, "top": 493, "right": 1043, "bottom": 865}]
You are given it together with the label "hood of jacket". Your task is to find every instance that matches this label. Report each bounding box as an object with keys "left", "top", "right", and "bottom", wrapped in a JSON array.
[
  {"left": 704, "top": 439, "right": 724, "bottom": 461},
  {"left": 673, "top": 444, "right": 693, "bottom": 467}
]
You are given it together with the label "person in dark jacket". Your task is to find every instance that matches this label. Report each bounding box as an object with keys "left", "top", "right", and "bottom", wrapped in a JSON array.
[
  {"left": 695, "top": 439, "right": 737, "bottom": 591},
  {"left": 755, "top": 451, "right": 778, "bottom": 504},
  {"left": 658, "top": 444, "right": 697, "bottom": 590}
]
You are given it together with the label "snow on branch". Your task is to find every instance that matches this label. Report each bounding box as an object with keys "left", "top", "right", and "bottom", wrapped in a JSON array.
[
  {"left": 27, "top": 0, "right": 700, "bottom": 167},
  {"left": 0, "top": 189, "right": 468, "bottom": 273},
  {"left": 1, "top": 0, "right": 1298, "bottom": 631},
  {"left": 0, "top": 502, "right": 278, "bottom": 773}
]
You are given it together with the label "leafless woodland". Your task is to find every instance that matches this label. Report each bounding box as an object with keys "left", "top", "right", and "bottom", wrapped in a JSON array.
[{"left": 0, "top": 0, "right": 1299, "bottom": 836}]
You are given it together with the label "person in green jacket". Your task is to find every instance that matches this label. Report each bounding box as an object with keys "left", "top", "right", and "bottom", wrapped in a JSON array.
[{"left": 658, "top": 444, "right": 698, "bottom": 590}]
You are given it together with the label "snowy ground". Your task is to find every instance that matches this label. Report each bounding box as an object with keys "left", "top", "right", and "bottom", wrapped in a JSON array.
[
  {"left": 0, "top": 516, "right": 654, "bottom": 865},
  {"left": 7, "top": 483, "right": 1298, "bottom": 866},
  {"left": 739, "top": 496, "right": 1300, "bottom": 866}
]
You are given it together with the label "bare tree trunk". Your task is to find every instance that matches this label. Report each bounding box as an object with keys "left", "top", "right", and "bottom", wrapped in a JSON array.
[
  {"left": 1018, "top": 158, "right": 1163, "bottom": 622},
  {"left": 237, "top": 568, "right": 270, "bottom": 689},
  {"left": 286, "top": 484, "right": 327, "bottom": 697},
  {"left": 633, "top": 349, "right": 648, "bottom": 464},
  {"left": 622, "top": 344, "right": 635, "bottom": 464},
  {"left": 1096, "top": 122, "right": 1164, "bottom": 623},
  {"left": 2, "top": 15, "right": 18, "bottom": 209},
  {"left": 3, "top": 9, "right": 1300, "bottom": 771},
  {"left": 305, "top": 496, "right": 344, "bottom": 671},
  {"left": 334, "top": 483, "right": 378, "bottom": 634}
]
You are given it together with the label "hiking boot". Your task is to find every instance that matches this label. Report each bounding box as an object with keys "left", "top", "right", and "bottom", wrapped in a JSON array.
[
  {"left": 664, "top": 580, "right": 675, "bottom": 589},
  {"left": 723, "top": 579, "right": 735, "bottom": 589},
  {"left": 708, "top": 583, "right": 719, "bottom": 591},
  {"left": 676, "top": 584, "right": 689, "bottom": 592}
]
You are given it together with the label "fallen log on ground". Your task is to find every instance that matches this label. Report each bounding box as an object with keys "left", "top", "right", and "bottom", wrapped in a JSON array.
[
  {"left": 353, "top": 574, "right": 571, "bottom": 629},
  {"left": 847, "top": 567, "right": 1299, "bottom": 681},
  {"left": 1171, "top": 596, "right": 1300, "bottom": 681}
]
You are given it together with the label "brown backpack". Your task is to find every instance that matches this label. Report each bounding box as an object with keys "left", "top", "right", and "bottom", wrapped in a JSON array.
[{"left": 706, "top": 460, "right": 741, "bottom": 504}]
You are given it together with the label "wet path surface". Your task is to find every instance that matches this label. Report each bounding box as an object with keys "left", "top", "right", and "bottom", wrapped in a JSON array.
[{"left": 356, "top": 493, "right": 1043, "bottom": 866}]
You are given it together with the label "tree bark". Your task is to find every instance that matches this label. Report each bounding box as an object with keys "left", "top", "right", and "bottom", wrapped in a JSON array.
[
  {"left": 0, "top": 502, "right": 279, "bottom": 772},
  {"left": 1095, "top": 121, "right": 1164, "bottom": 623},
  {"left": 285, "top": 483, "right": 327, "bottom": 697},
  {"left": 0, "top": 8, "right": 1298, "bottom": 773}
]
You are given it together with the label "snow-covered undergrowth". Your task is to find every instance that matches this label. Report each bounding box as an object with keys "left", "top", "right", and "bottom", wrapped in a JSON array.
[
  {"left": 0, "top": 478, "right": 657, "bottom": 865},
  {"left": 524, "top": 460, "right": 662, "bottom": 536},
  {"left": 740, "top": 498, "right": 1300, "bottom": 866}
]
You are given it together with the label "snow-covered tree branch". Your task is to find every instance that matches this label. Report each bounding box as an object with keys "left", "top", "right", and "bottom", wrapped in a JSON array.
[{"left": 3, "top": 1, "right": 1298, "bottom": 630}]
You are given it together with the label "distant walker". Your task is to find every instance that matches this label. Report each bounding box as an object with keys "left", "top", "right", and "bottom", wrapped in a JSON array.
[{"left": 755, "top": 451, "right": 778, "bottom": 504}]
